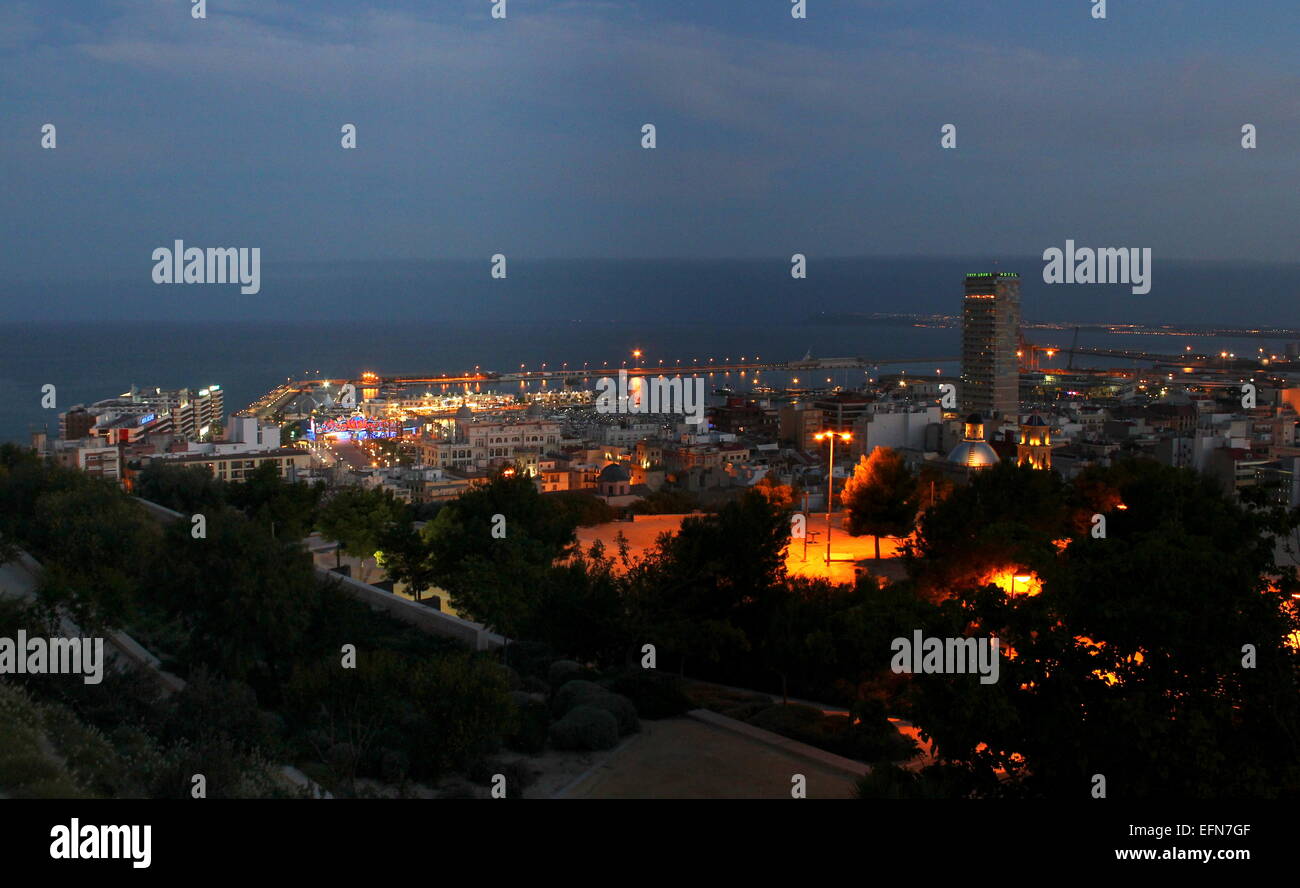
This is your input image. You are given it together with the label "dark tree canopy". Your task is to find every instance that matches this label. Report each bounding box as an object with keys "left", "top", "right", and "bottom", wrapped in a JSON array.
[{"left": 901, "top": 458, "right": 1300, "bottom": 798}]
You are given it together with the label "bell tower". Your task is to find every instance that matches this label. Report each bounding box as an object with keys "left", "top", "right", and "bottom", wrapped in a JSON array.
[{"left": 1017, "top": 415, "right": 1051, "bottom": 470}]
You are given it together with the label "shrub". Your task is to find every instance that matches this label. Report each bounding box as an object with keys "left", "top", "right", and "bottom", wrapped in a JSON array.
[
  {"left": 747, "top": 703, "right": 823, "bottom": 734},
  {"left": 547, "top": 705, "right": 619, "bottom": 751},
  {"left": 495, "top": 664, "right": 523, "bottom": 692},
  {"left": 591, "top": 692, "right": 640, "bottom": 736},
  {"left": 551, "top": 679, "right": 605, "bottom": 716},
  {"left": 609, "top": 671, "right": 693, "bottom": 719},
  {"left": 548, "top": 660, "right": 584, "bottom": 688},
  {"left": 722, "top": 702, "right": 773, "bottom": 722},
  {"left": 504, "top": 640, "right": 554, "bottom": 682},
  {"left": 521, "top": 675, "right": 550, "bottom": 695},
  {"left": 552, "top": 681, "right": 639, "bottom": 735},
  {"left": 685, "top": 683, "right": 771, "bottom": 714},
  {"left": 506, "top": 693, "right": 550, "bottom": 754},
  {"left": 0, "top": 682, "right": 91, "bottom": 798},
  {"left": 853, "top": 763, "right": 970, "bottom": 799},
  {"left": 747, "top": 704, "right": 917, "bottom": 764}
]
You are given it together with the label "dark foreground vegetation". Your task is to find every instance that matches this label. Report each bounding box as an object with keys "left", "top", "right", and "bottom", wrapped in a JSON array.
[{"left": 3, "top": 443, "right": 1298, "bottom": 798}]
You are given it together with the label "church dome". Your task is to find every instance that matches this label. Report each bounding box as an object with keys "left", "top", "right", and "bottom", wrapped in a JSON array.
[
  {"left": 455, "top": 406, "right": 473, "bottom": 419},
  {"left": 946, "top": 440, "right": 1001, "bottom": 468},
  {"left": 597, "top": 462, "right": 631, "bottom": 483}
]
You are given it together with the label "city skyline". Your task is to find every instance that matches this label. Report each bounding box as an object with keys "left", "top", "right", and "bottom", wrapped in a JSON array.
[{"left": 2, "top": 0, "right": 1297, "bottom": 835}]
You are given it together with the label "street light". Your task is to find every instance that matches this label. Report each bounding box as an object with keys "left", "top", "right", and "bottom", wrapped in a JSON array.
[{"left": 814, "top": 430, "right": 852, "bottom": 567}]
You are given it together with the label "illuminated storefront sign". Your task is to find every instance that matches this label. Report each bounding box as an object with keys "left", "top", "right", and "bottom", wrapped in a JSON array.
[{"left": 309, "top": 415, "right": 400, "bottom": 440}]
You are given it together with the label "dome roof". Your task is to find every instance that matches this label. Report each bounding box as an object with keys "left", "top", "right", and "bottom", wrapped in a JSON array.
[
  {"left": 965, "top": 412, "right": 984, "bottom": 425},
  {"left": 455, "top": 406, "right": 473, "bottom": 419},
  {"left": 946, "top": 441, "right": 1000, "bottom": 468},
  {"left": 597, "top": 462, "right": 631, "bottom": 483}
]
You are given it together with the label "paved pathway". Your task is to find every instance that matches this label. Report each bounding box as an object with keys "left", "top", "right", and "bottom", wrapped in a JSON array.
[{"left": 557, "top": 717, "right": 860, "bottom": 799}]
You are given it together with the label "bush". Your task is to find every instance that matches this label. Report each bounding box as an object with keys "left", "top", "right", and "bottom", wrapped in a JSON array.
[
  {"left": 722, "top": 702, "right": 773, "bottom": 722},
  {"left": 548, "top": 660, "right": 584, "bottom": 688},
  {"left": 854, "top": 763, "right": 972, "bottom": 799},
  {"left": 507, "top": 640, "right": 555, "bottom": 682},
  {"left": 494, "top": 664, "right": 523, "bottom": 692},
  {"left": 285, "top": 649, "right": 515, "bottom": 783},
  {"left": 551, "top": 679, "right": 605, "bottom": 716},
  {"left": 548, "top": 705, "right": 619, "bottom": 751},
  {"left": 609, "top": 671, "right": 693, "bottom": 719},
  {"left": 521, "top": 675, "right": 550, "bottom": 695},
  {"left": 685, "top": 683, "right": 771, "bottom": 715},
  {"left": 748, "top": 704, "right": 916, "bottom": 764},
  {"left": 506, "top": 693, "right": 550, "bottom": 754},
  {"left": 552, "top": 681, "right": 639, "bottom": 736},
  {"left": 0, "top": 683, "right": 92, "bottom": 798},
  {"left": 747, "top": 703, "right": 823, "bottom": 734},
  {"left": 591, "top": 692, "right": 640, "bottom": 736}
]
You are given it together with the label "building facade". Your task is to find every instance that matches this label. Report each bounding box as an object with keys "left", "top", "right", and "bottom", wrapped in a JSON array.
[{"left": 960, "top": 272, "right": 1021, "bottom": 420}]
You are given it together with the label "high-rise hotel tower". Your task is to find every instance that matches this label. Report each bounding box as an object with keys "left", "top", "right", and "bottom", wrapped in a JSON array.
[{"left": 960, "top": 272, "right": 1021, "bottom": 420}]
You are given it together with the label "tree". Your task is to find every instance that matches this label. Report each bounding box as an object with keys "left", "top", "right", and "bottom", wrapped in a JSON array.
[
  {"left": 904, "top": 459, "right": 1300, "bottom": 798},
  {"left": 30, "top": 482, "right": 162, "bottom": 630},
  {"left": 376, "top": 520, "right": 437, "bottom": 602},
  {"left": 915, "top": 463, "right": 955, "bottom": 517},
  {"left": 754, "top": 475, "right": 799, "bottom": 510},
  {"left": 544, "top": 490, "right": 618, "bottom": 527},
  {"left": 318, "top": 487, "right": 407, "bottom": 581},
  {"left": 842, "top": 447, "right": 918, "bottom": 560},
  {"left": 0, "top": 531, "right": 18, "bottom": 567},
  {"left": 149, "top": 507, "right": 317, "bottom": 693},
  {"left": 225, "top": 461, "right": 324, "bottom": 542},
  {"left": 134, "top": 463, "right": 226, "bottom": 514},
  {"left": 426, "top": 470, "right": 578, "bottom": 610},
  {"left": 625, "top": 490, "right": 791, "bottom": 676},
  {"left": 909, "top": 459, "right": 1074, "bottom": 601}
]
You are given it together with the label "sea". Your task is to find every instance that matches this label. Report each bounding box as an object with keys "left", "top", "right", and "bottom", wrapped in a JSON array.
[{"left": 3, "top": 257, "right": 1298, "bottom": 442}]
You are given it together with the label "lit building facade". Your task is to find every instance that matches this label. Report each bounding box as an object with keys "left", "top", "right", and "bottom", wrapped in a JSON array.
[
  {"left": 961, "top": 272, "right": 1021, "bottom": 420},
  {"left": 1017, "top": 414, "right": 1052, "bottom": 469}
]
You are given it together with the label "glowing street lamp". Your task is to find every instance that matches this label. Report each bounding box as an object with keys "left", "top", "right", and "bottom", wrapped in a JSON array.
[{"left": 814, "top": 430, "right": 852, "bottom": 567}]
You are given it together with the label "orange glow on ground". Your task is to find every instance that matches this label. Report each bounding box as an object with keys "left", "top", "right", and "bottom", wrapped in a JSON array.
[
  {"left": 984, "top": 568, "right": 1042, "bottom": 597},
  {"left": 576, "top": 515, "right": 912, "bottom": 585}
]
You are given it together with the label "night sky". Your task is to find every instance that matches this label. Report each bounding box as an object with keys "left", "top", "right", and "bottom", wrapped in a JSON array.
[{"left": 2, "top": 1, "right": 1297, "bottom": 314}]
